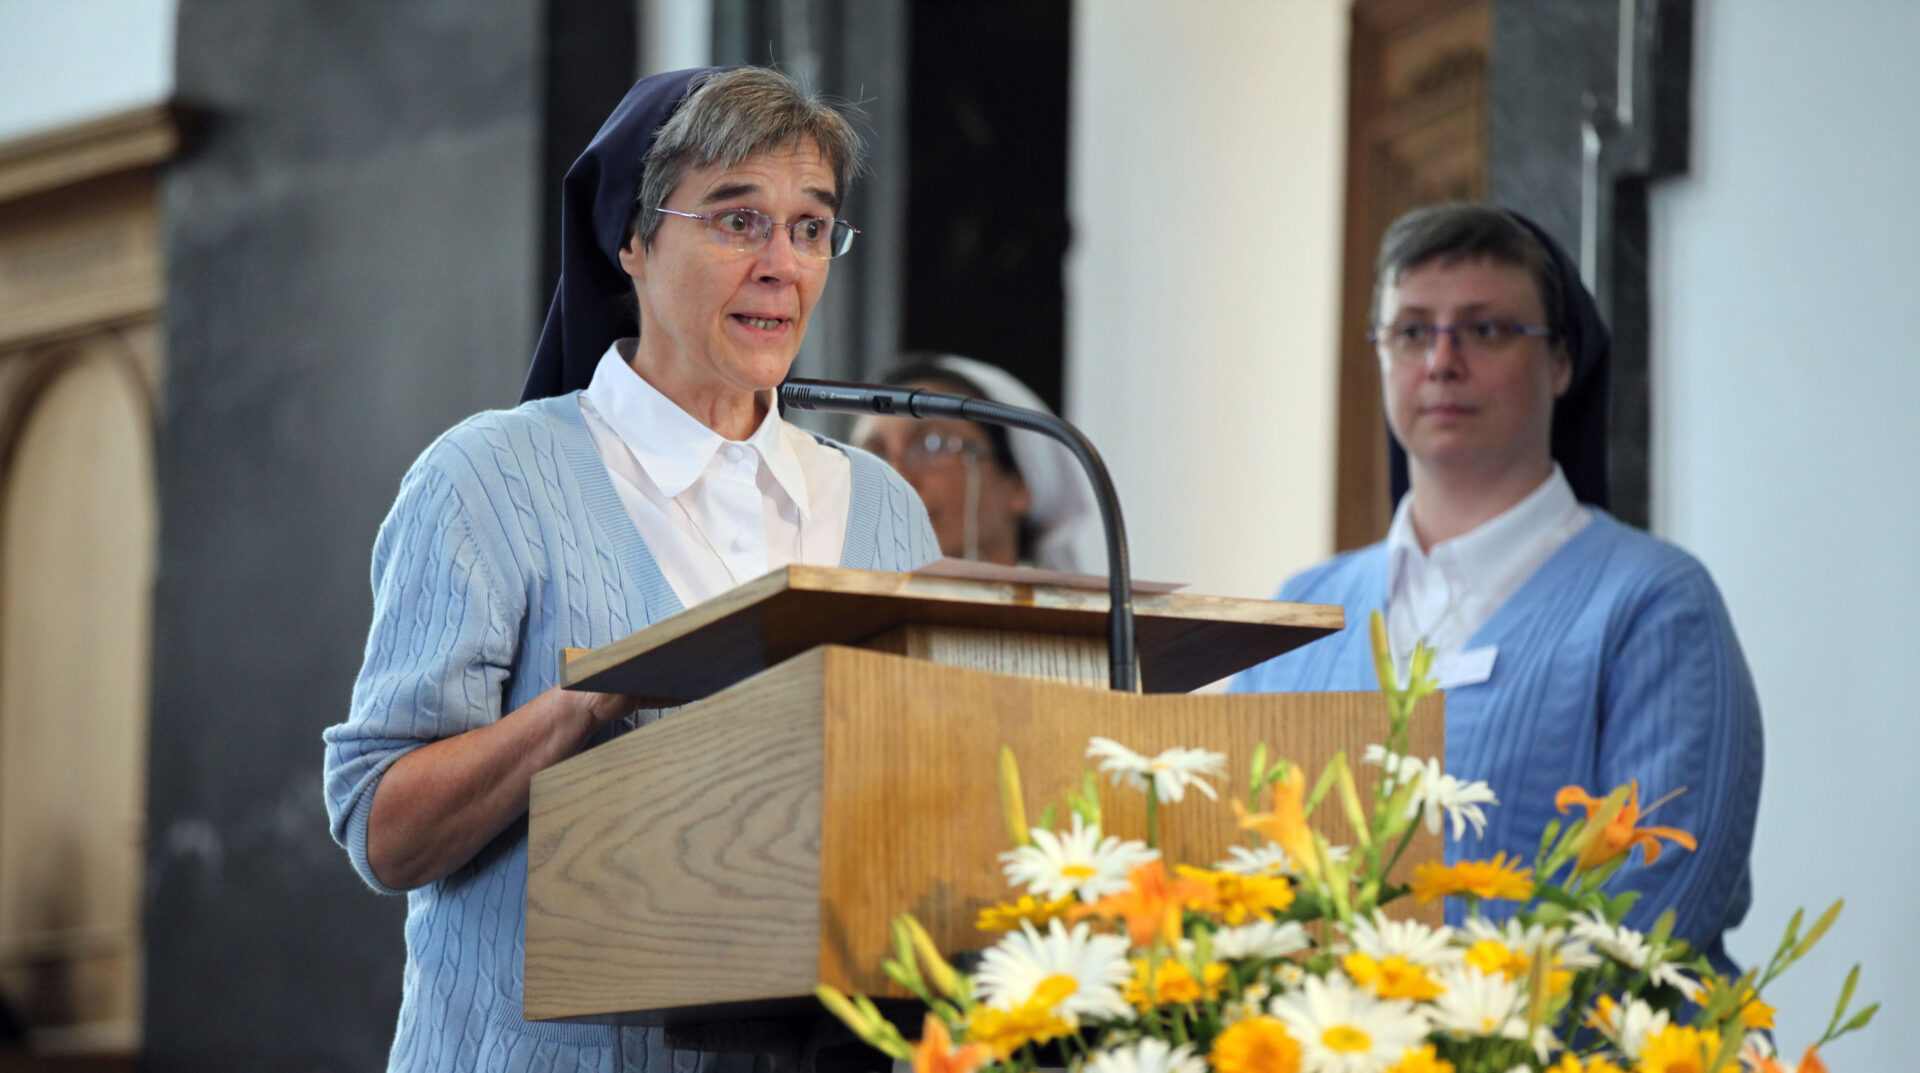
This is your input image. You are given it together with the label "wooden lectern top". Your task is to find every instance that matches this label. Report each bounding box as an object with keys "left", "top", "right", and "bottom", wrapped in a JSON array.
[{"left": 562, "top": 563, "right": 1342, "bottom": 705}]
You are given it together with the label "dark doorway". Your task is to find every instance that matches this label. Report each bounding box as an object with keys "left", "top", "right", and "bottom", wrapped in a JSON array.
[{"left": 901, "top": 0, "right": 1071, "bottom": 411}]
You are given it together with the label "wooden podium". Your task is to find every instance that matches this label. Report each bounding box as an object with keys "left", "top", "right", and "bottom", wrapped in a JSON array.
[{"left": 524, "top": 565, "right": 1441, "bottom": 1027}]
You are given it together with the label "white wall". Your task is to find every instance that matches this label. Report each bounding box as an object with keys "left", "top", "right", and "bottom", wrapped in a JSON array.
[
  {"left": 1066, "top": 1, "right": 1347, "bottom": 601},
  {"left": 0, "top": 0, "right": 175, "bottom": 142},
  {"left": 1651, "top": 1, "right": 1920, "bottom": 1065}
]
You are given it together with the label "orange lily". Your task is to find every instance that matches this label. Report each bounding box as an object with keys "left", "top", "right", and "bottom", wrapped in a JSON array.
[
  {"left": 1748, "top": 1045, "right": 1827, "bottom": 1073},
  {"left": 1233, "top": 765, "right": 1320, "bottom": 879},
  {"left": 1071, "top": 859, "right": 1216, "bottom": 948},
  {"left": 911, "top": 1013, "right": 991, "bottom": 1073},
  {"left": 1555, "top": 781, "right": 1696, "bottom": 871}
]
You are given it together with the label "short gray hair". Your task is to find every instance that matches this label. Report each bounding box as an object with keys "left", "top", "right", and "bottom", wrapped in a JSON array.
[{"left": 631, "top": 67, "right": 864, "bottom": 249}]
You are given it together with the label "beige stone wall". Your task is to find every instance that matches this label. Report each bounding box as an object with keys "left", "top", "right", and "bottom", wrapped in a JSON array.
[{"left": 0, "top": 107, "right": 172, "bottom": 1058}]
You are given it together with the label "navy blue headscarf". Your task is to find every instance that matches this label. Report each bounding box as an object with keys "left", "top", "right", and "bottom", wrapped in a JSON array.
[
  {"left": 1387, "top": 209, "right": 1612, "bottom": 510},
  {"left": 519, "top": 67, "right": 728, "bottom": 403}
]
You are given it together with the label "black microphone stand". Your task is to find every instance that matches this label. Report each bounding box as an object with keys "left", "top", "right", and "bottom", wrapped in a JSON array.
[{"left": 780, "top": 378, "right": 1138, "bottom": 693}]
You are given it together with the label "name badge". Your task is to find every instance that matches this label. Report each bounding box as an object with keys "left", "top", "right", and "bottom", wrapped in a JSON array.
[{"left": 1435, "top": 645, "right": 1497, "bottom": 689}]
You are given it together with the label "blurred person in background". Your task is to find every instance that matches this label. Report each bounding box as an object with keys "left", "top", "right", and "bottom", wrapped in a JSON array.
[{"left": 853, "top": 354, "right": 1097, "bottom": 573}]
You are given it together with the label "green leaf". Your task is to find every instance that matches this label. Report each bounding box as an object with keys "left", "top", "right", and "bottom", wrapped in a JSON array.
[
  {"left": 881, "top": 961, "right": 921, "bottom": 995},
  {"left": 1647, "top": 908, "right": 1676, "bottom": 951},
  {"left": 1791, "top": 900, "right": 1844, "bottom": 961},
  {"left": 1036, "top": 803, "right": 1057, "bottom": 833},
  {"left": 1709, "top": 1022, "right": 1745, "bottom": 1071},
  {"left": 1530, "top": 885, "right": 1580, "bottom": 910},
  {"left": 1823, "top": 963, "right": 1861, "bottom": 1040},
  {"left": 1305, "top": 760, "right": 1338, "bottom": 817},
  {"left": 1535, "top": 819, "right": 1562, "bottom": 862},
  {"left": 1781, "top": 907, "right": 1806, "bottom": 951},
  {"left": 1607, "top": 890, "right": 1641, "bottom": 920},
  {"left": 1835, "top": 963, "right": 1860, "bottom": 1023},
  {"left": 1840, "top": 1002, "right": 1879, "bottom": 1035},
  {"left": 1530, "top": 902, "right": 1571, "bottom": 927}
]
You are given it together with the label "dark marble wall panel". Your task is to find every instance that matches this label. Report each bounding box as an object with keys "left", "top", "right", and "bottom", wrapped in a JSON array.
[
  {"left": 150, "top": 2, "right": 545, "bottom": 1069},
  {"left": 1489, "top": 0, "right": 1693, "bottom": 528}
]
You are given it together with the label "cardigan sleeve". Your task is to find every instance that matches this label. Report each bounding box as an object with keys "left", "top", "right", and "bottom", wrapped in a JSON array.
[
  {"left": 321, "top": 454, "right": 522, "bottom": 894},
  {"left": 1594, "top": 555, "right": 1764, "bottom": 964}
]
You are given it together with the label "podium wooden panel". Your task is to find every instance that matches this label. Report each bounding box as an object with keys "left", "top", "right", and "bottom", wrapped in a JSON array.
[
  {"left": 560, "top": 564, "right": 1345, "bottom": 704},
  {"left": 526, "top": 644, "right": 1443, "bottom": 1025}
]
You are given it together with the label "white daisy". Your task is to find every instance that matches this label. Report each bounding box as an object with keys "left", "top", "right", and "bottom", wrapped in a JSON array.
[
  {"left": 1427, "top": 964, "right": 1526, "bottom": 1041},
  {"left": 1083, "top": 1037, "right": 1208, "bottom": 1073},
  {"left": 1363, "top": 746, "right": 1498, "bottom": 840},
  {"left": 999, "top": 813, "right": 1158, "bottom": 902},
  {"left": 1459, "top": 917, "right": 1601, "bottom": 972},
  {"left": 1086, "top": 737, "right": 1226, "bottom": 803},
  {"left": 1588, "top": 995, "right": 1670, "bottom": 1059},
  {"left": 973, "top": 918, "right": 1134, "bottom": 1021},
  {"left": 1215, "top": 843, "right": 1294, "bottom": 876},
  {"left": 1212, "top": 919, "right": 1312, "bottom": 960},
  {"left": 1566, "top": 912, "right": 1697, "bottom": 993},
  {"left": 1221, "top": 979, "right": 1274, "bottom": 1022},
  {"left": 1215, "top": 842, "right": 1351, "bottom": 877},
  {"left": 1345, "top": 911, "right": 1458, "bottom": 967},
  {"left": 1269, "top": 973, "right": 1430, "bottom": 1073}
]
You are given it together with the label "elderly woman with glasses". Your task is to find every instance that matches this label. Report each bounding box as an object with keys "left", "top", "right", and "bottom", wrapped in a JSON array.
[
  {"left": 322, "top": 67, "right": 936, "bottom": 1073},
  {"left": 1234, "top": 203, "right": 1763, "bottom": 978},
  {"left": 852, "top": 355, "right": 1098, "bottom": 572}
]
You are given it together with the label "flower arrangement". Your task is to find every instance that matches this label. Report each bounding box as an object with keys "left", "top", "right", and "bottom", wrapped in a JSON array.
[{"left": 817, "top": 613, "right": 1875, "bottom": 1073}]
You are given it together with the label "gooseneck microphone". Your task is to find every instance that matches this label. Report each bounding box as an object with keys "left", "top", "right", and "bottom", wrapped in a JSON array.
[{"left": 780, "top": 378, "right": 1138, "bottom": 693}]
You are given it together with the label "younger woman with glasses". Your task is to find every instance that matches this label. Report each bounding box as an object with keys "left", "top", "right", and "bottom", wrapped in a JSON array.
[{"left": 1234, "top": 203, "right": 1763, "bottom": 981}]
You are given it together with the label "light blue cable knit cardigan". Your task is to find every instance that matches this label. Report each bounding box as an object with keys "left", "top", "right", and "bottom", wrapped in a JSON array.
[
  {"left": 323, "top": 394, "right": 939, "bottom": 1072},
  {"left": 1232, "top": 512, "right": 1763, "bottom": 977}
]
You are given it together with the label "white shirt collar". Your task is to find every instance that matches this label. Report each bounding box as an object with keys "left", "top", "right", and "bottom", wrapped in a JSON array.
[
  {"left": 581, "top": 342, "right": 813, "bottom": 518},
  {"left": 1386, "top": 464, "right": 1582, "bottom": 601}
]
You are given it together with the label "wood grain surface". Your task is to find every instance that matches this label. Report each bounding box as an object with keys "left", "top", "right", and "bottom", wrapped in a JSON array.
[{"left": 527, "top": 646, "right": 1443, "bottom": 1024}]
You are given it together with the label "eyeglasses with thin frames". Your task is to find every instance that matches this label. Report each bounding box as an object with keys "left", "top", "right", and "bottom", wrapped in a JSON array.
[
  {"left": 653, "top": 207, "right": 860, "bottom": 259},
  {"left": 869, "top": 432, "right": 988, "bottom": 474},
  {"left": 1368, "top": 319, "right": 1553, "bottom": 362}
]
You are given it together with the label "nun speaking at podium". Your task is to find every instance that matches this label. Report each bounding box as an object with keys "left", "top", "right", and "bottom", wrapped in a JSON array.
[{"left": 323, "top": 67, "right": 936, "bottom": 1072}]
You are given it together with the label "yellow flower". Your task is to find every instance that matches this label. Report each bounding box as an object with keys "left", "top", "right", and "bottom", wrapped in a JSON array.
[
  {"left": 1211, "top": 1016, "right": 1302, "bottom": 1073},
  {"left": 1122, "top": 956, "right": 1228, "bottom": 1009},
  {"left": 1463, "top": 940, "right": 1571, "bottom": 994},
  {"left": 1071, "top": 859, "right": 1216, "bottom": 949},
  {"left": 1409, "top": 853, "right": 1534, "bottom": 902},
  {"left": 1549, "top": 1054, "right": 1628, "bottom": 1073},
  {"left": 1636, "top": 1024, "right": 1721, "bottom": 1073},
  {"left": 976, "top": 893, "right": 1076, "bottom": 933},
  {"left": 1233, "top": 765, "right": 1320, "bottom": 879},
  {"left": 1735, "top": 988, "right": 1776, "bottom": 1031},
  {"left": 1342, "top": 952, "right": 1444, "bottom": 1001},
  {"left": 1556, "top": 782, "right": 1697, "bottom": 871},
  {"left": 1176, "top": 864, "right": 1295, "bottom": 924},
  {"left": 964, "top": 982, "right": 1076, "bottom": 1060},
  {"left": 1388, "top": 1044, "right": 1456, "bottom": 1073},
  {"left": 910, "top": 1014, "right": 992, "bottom": 1073}
]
